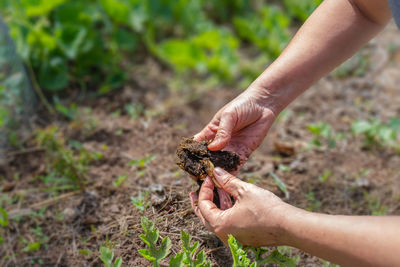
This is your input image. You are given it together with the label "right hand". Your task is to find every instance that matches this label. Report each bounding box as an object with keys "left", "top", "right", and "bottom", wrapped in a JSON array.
[
  {"left": 194, "top": 86, "right": 278, "bottom": 168},
  {"left": 190, "top": 167, "right": 292, "bottom": 246}
]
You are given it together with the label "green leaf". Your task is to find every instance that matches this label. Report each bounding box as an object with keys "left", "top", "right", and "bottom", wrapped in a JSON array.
[
  {"left": 169, "top": 252, "right": 184, "bottom": 267},
  {"left": 228, "top": 234, "right": 251, "bottom": 267},
  {"left": 138, "top": 249, "right": 156, "bottom": 262},
  {"left": 269, "top": 171, "right": 290, "bottom": 199},
  {"left": 0, "top": 207, "right": 9, "bottom": 227},
  {"left": 100, "top": 246, "right": 114, "bottom": 266},
  {"left": 113, "top": 257, "right": 123, "bottom": 267},
  {"left": 38, "top": 57, "right": 69, "bottom": 91},
  {"left": 23, "top": 242, "right": 41, "bottom": 252},
  {"left": 351, "top": 120, "right": 372, "bottom": 134},
  {"left": 25, "top": 0, "right": 67, "bottom": 17}
]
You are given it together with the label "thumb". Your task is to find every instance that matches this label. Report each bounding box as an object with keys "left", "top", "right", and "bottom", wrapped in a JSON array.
[
  {"left": 213, "top": 167, "right": 244, "bottom": 199},
  {"left": 208, "top": 111, "right": 235, "bottom": 151}
]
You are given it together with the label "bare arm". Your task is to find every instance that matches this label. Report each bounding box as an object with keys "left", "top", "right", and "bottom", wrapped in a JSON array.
[
  {"left": 250, "top": 0, "right": 391, "bottom": 114},
  {"left": 195, "top": 170, "right": 400, "bottom": 267},
  {"left": 282, "top": 208, "right": 400, "bottom": 267}
]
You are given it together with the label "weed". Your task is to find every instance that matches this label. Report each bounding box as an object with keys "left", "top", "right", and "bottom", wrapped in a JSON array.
[
  {"left": 351, "top": 117, "right": 400, "bottom": 150},
  {"left": 0, "top": 207, "right": 9, "bottom": 227},
  {"left": 131, "top": 192, "right": 150, "bottom": 213},
  {"left": 269, "top": 171, "right": 290, "bottom": 199},
  {"left": 125, "top": 103, "right": 144, "bottom": 121},
  {"left": 307, "top": 122, "right": 338, "bottom": 149},
  {"left": 113, "top": 175, "right": 127, "bottom": 188},
  {"left": 306, "top": 191, "right": 321, "bottom": 211},
  {"left": 228, "top": 235, "right": 298, "bottom": 267},
  {"left": 100, "top": 246, "right": 123, "bottom": 267},
  {"left": 138, "top": 217, "right": 298, "bottom": 267},
  {"left": 35, "top": 126, "right": 102, "bottom": 190},
  {"left": 138, "top": 217, "right": 172, "bottom": 267},
  {"left": 318, "top": 170, "right": 333, "bottom": 183}
]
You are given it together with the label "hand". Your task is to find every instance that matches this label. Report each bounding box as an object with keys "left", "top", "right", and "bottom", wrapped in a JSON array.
[
  {"left": 194, "top": 86, "right": 278, "bottom": 167},
  {"left": 190, "top": 167, "right": 292, "bottom": 247}
]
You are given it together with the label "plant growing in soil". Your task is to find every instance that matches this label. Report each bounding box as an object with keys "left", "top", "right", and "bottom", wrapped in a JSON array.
[
  {"left": 351, "top": 117, "right": 400, "bottom": 150},
  {"left": 99, "top": 246, "right": 122, "bottom": 267},
  {"left": 138, "top": 217, "right": 298, "bottom": 267},
  {"left": 35, "top": 126, "right": 102, "bottom": 190},
  {"left": 138, "top": 217, "right": 212, "bottom": 267},
  {"left": 131, "top": 192, "right": 150, "bottom": 213}
]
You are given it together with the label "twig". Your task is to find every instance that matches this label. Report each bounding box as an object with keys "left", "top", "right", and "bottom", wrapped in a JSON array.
[
  {"left": 29, "top": 190, "right": 80, "bottom": 209},
  {"left": 205, "top": 246, "right": 225, "bottom": 255},
  {"left": 25, "top": 61, "right": 55, "bottom": 115},
  {"left": 6, "top": 147, "right": 44, "bottom": 157}
]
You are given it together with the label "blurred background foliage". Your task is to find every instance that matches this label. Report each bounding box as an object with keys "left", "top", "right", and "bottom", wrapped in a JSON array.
[
  {"left": 0, "top": 0, "right": 321, "bottom": 148},
  {"left": 0, "top": 0, "right": 321, "bottom": 93}
]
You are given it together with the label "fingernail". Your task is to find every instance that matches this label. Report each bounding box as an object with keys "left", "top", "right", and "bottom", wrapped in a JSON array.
[{"left": 213, "top": 167, "right": 225, "bottom": 177}]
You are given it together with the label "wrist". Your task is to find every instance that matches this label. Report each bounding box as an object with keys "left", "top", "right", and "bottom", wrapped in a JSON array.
[{"left": 276, "top": 204, "right": 312, "bottom": 246}]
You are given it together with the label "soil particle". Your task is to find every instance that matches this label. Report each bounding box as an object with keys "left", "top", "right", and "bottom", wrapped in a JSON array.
[{"left": 176, "top": 137, "right": 240, "bottom": 181}]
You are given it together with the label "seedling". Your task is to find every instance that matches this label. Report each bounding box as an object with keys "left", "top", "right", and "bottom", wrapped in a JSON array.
[
  {"left": 318, "top": 170, "right": 332, "bottom": 183},
  {"left": 0, "top": 207, "right": 9, "bottom": 227},
  {"left": 228, "top": 235, "right": 298, "bottom": 267},
  {"left": 306, "top": 191, "right": 321, "bottom": 211},
  {"left": 307, "top": 122, "right": 337, "bottom": 149},
  {"left": 131, "top": 192, "right": 150, "bottom": 213},
  {"left": 269, "top": 171, "right": 290, "bottom": 199},
  {"left": 138, "top": 217, "right": 172, "bottom": 267},
  {"left": 35, "top": 126, "right": 102, "bottom": 190},
  {"left": 113, "top": 175, "right": 127, "bottom": 188},
  {"left": 139, "top": 217, "right": 212, "bottom": 267},
  {"left": 351, "top": 118, "right": 400, "bottom": 150},
  {"left": 100, "top": 246, "right": 122, "bottom": 267},
  {"left": 125, "top": 103, "right": 144, "bottom": 121}
]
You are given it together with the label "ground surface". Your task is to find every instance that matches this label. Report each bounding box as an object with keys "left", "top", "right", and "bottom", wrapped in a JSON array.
[{"left": 1, "top": 23, "right": 400, "bottom": 267}]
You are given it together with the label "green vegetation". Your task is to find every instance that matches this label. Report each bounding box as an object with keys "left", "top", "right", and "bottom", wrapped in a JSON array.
[
  {"left": 307, "top": 122, "right": 339, "bottom": 149},
  {"left": 351, "top": 117, "right": 400, "bottom": 150},
  {"left": 131, "top": 191, "right": 150, "bottom": 213},
  {"left": 100, "top": 245, "right": 123, "bottom": 267},
  {"left": 139, "top": 217, "right": 299, "bottom": 267},
  {"left": 35, "top": 126, "right": 102, "bottom": 191},
  {"left": 1, "top": 0, "right": 321, "bottom": 96}
]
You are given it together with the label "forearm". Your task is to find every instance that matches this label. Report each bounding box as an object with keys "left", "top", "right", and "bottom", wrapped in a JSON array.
[
  {"left": 249, "top": 0, "right": 390, "bottom": 114},
  {"left": 281, "top": 206, "right": 400, "bottom": 266}
]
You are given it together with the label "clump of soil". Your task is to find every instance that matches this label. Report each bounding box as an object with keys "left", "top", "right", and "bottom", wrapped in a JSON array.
[{"left": 176, "top": 137, "right": 240, "bottom": 185}]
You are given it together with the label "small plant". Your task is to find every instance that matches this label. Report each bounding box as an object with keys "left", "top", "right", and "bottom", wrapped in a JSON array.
[
  {"left": 139, "top": 217, "right": 212, "bottom": 267},
  {"left": 35, "top": 126, "right": 102, "bottom": 190},
  {"left": 131, "top": 192, "right": 150, "bottom": 213},
  {"left": 113, "top": 175, "right": 127, "bottom": 188},
  {"left": 0, "top": 207, "right": 9, "bottom": 227},
  {"left": 228, "top": 235, "right": 298, "bottom": 267},
  {"left": 138, "top": 217, "right": 298, "bottom": 267},
  {"left": 318, "top": 170, "right": 332, "bottom": 183},
  {"left": 99, "top": 246, "right": 122, "bottom": 267},
  {"left": 138, "top": 217, "right": 172, "bottom": 267},
  {"left": 269, "top": 171, "right": 290, "bottom": 199},
  {"left": 306, "top": 191, "right": 322, "bottom": 211},
  {"left": 351, "top": 118, "right": 400, "bottom": 150},
  {"left": 125, "top": 103, "right": 144, "bottom": 121},
  {"left": 307, "top": 122, "right": 338, "bottom": 149}
]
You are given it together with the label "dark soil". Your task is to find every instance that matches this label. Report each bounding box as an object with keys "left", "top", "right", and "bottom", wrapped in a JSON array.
[
  {"left": 176, "top": 137, "right": 240, "bottom": 180},
  {"left": 0, "top": 23, "right": 400, "bottom": 267}
]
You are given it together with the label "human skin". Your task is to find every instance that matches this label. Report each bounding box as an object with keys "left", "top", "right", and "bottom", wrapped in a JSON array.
[
  {"left": 194, "top": 168, "right": 400, "bottom": 267},
  {"left": 190, "top": 0, "right": 398, "bottom": 266}
]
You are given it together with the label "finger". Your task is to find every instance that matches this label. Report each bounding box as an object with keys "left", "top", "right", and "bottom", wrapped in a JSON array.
[
  {"left": 208, "top": 111, "right": 236, "bottom": 151},
  {"left": 190, "top": 191, "right": 213, "bottom": 231},
  {"left": 194, "top": 123, "right": 218, "bottom": 142},
  {"left": 213, "top": 167, "right": 245, "bottom": 199},
  {"left": 217, "top": 188, "right": 233, "bottom": 210},
  {"left": 198, "top": 177, "right": 223, "bottom": 225}
]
